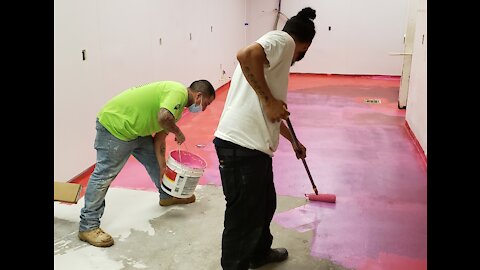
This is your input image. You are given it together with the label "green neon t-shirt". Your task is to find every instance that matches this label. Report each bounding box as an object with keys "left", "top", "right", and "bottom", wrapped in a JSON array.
[{"left": 97, "top": 81, "right": 188, "bottom": 141}]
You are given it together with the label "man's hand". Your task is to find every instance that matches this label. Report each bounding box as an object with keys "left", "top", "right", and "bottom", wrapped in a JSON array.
[
  {"left": 264, "top": 99, "right": 290, "bottom": 123},
  {"left": 159, "top": 159, "right": 167, "bottom": 177},
  {"left": 154, "top": 131, "right": 168, "bottom": 179},
  {"left": 160, "top": 167, "right": 166, "bottom": 180},
  {"left": 158, "top": 108, "right": 184, "bottom": 143},
  {"left": 292, "top": 140, "right": 307, "bottom": 159},
  {"left": 175, "top": 131, "right": 185, "bottom": 144}
]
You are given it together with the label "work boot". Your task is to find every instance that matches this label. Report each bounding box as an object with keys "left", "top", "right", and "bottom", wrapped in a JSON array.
[
  {"left": 78, "top": 227, "right": 114, "bottom": 247},
  {"left": 249, "top": 248, "right": 288, "bottom": 269},
  {"left": 159, "top": 194, "right": 196, "bottom": 206}
]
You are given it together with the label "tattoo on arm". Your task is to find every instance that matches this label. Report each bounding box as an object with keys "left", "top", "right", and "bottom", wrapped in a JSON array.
[
  {"left": 243, "top": 66, "right": 269, "bottom": 103},
  {"left": 160, "top": 144, "right": 165, "bottom": 155},
  {"left": 158, "top": 109, "right": 181, "bottom": 135},
  {"left": 154, "top": 132, "right": 168, "bottom": 170}
]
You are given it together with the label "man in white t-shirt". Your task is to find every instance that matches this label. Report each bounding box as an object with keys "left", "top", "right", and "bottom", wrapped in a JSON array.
[{"left": 213, "top": 7, "right": 317, "bottom": 270}]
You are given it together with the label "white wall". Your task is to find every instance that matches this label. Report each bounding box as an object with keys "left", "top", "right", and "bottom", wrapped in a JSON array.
[
  {"left": 246, "top": 0, "right": 409, "bottom": 75},
  {"left": 405, "top": 0, "right": 427, "bottom": 156},
  {"left": 397, "top": 0, "right": 420, "bottom": 108},
  {"left": 54, "top": 0, "right": 246, "bottom": 181},
  {"left": 54, "top": 0, "right": 103, "bottom": 181},
  {"left": 55, "top": 0, "right": 424, "bottom": 181}
]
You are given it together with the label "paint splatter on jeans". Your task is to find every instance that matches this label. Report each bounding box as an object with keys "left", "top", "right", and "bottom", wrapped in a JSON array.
[{"left": 79, "top": 119, "right": 170, "bottom": 232}]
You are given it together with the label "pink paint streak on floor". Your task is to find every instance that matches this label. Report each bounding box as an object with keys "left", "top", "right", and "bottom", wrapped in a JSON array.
[
  {"left": 273, "top": 74, "right": 427, "bottom": 269},
  {"left": 100, "top": 74, "right": 426, "bottom": 269}
]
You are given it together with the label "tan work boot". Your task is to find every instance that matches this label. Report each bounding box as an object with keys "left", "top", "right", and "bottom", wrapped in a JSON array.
[
  {"left": 78, "top": 227, "right": 114, "bottom": 247},
  {"left": 159, "top": 194, "right": 196, "bottom": 206}
]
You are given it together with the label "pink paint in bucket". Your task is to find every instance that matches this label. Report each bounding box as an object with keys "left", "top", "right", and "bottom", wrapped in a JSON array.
[{"left": 161, "top": 150, "right": 207, "bottom": 198}]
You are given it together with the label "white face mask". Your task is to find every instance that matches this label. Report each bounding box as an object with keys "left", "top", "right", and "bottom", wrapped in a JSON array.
[{"left": 188, "top": 95, "right": 203, "bottom": 113}]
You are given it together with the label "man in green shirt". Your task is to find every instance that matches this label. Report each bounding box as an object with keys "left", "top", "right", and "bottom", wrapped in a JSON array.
[{"left": 78, "top": 79, "right": 215, "bottom": 247}]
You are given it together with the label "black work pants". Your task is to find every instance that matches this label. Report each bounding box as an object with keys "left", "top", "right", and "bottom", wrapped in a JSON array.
[{"left": 215, "top": 147, "right": 276, "bottom": 270}]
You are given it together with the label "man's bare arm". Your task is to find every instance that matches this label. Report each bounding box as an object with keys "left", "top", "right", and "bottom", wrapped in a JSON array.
[
  {"left": 158, "top": 108, "right": 185, "bottom": 144},
  {"left": 236, "top": 43, "right": 289, "bottom": 122}
]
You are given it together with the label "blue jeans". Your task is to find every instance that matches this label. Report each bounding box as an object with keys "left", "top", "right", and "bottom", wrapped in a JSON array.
[{"left": 79, "top": 119, "right": 172, "bottom": 232}]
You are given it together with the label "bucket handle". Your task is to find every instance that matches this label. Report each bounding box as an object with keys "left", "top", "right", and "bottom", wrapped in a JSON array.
[{"left": 176, "top": 143, "right": 190, "bottom": 164}]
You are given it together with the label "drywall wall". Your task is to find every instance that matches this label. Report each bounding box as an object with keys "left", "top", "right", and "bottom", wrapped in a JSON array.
[
  {"left": 246, "top": 0, "right": 409, "bottom": 75},
  {"left": 398, "top": 0, "right": 420, "bottom": 108},
  {"left": 54, "top": 0, "right": 103, "bottom": 182},
  {"left": 54, "top": 0, "right": 246, "bottom": 181},
  {"left": 55, "top": 0, "right": 425, "bottom": 181},
  {"left": 405, "top": 0, "right": 427, "bottom": 156}
]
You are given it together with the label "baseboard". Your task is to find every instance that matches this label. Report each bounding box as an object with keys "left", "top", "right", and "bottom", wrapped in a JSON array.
[
  {"left": 404, "top": 120, "right": 427, "bottom": 168},
  {"left": 216, "top": 80, "right": 231, "bottom": 92},
  {"left": 68, "top": 164, "right": 95, "bottom": 184}
]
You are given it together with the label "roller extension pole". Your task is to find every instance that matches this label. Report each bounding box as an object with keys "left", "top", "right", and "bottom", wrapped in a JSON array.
[{"left": 285, "top": 118, "right": 336, "bottom": 203}]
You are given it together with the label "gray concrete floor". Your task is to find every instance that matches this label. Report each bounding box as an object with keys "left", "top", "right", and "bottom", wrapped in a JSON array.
[{"left": 54, "top": 185, "right": 351, "bottom": 270}]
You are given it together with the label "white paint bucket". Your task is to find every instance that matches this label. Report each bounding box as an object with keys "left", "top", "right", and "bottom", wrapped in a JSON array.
[{"left": 161, "top": 150, "right": 207, "bottom": 198}]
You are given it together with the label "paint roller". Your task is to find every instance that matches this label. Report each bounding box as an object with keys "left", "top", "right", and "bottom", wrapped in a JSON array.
[{"left": 285, "top": 118, "right": 336, "bottom": 203}]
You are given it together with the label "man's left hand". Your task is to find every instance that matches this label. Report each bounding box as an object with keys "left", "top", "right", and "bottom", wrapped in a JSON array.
[{"left": 292, "top": 141, "right": 306, "bottom": 159}]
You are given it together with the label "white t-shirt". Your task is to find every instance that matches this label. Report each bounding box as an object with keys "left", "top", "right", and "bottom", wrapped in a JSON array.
[{"left": 214, "top": 30, "right": 295, "bottom": 156}]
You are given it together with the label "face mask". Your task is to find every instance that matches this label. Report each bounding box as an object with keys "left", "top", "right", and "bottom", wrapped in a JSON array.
[{"left": 188, "top": 95, "right": 203, "bottom": 113}]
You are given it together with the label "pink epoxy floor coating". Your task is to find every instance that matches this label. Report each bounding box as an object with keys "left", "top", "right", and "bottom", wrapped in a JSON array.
[
  {"left": 273, "top": 74, "right": 426, "bottom": 269},
  {"left": 74, "top": 74, "right": 427, "bottom": 269}
]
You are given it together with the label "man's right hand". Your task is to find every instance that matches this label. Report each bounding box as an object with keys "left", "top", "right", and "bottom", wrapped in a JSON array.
[
  {"left": 159, "top": 168, "right": 165, "bottom": 180},
  {"left": 264, "top": 99, "right": 290, "bottom": 123},
  {"left": 175, "top": 131, "right": 185, "bottom": 144}
]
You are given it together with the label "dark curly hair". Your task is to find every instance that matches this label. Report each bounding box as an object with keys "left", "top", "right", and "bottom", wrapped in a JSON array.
[{"left": 282, "top": 7, "right": 316, "bottom": 43}]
